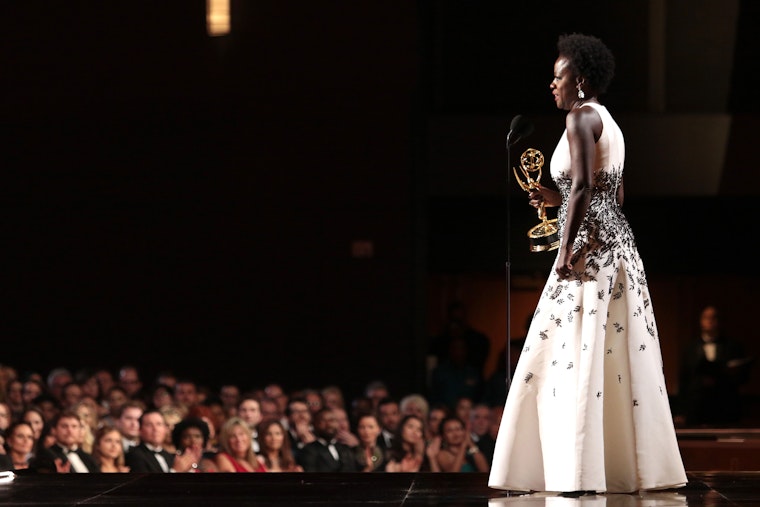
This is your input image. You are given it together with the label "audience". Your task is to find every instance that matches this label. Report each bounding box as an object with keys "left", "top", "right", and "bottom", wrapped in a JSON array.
[
  {"left": 435, "top": 416, "right": 488, "bottom": 473},
  {"left": 92, "top": 425, "right": 129, "bottom": 472},
  {"left": 215, "top": 417, "right": 265, "bottom": 472},
  {"left": 296, "top": 408, "right": 359, "bottom": 472},
  {"left": 0, "top": 362, "right": 533, "bottom": 475},
  {"left": 256, "top": 420, "right": 302, "bottom": 472}
]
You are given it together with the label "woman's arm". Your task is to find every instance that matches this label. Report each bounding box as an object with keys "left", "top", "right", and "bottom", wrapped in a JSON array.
[{"left": 556, "top": 106, "right": 601, "bottom": 279}]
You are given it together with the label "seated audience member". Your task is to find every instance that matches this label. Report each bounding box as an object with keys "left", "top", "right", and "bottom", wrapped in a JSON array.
[
  {"left": 384, "top": 414, "right": 440, "bottom": 473},
  {"left": 364, "top": 380, "right": 390, "bottom": 411},
  {"left": 399, "top": 394, "right": 430, "bottom": 423},
  {"left": 258, "top": 396, "right": 280, "bottom": 425},
  {"left": 125, "top": 409, "right": 200, "bottom": 473},
  {"left": 435, "top": 416, "right": 488, "bottom": 473},
  {"left": 174, "top": 379, "right": 200, "bottom": 410},
  {"left": 73, "top": 400, "right": 98, "bottom": 454},
  {"left": 172, "top": 417, "right": 217, "bottom": 473},
  {"left": 256, "top": 419, "right": 303, "bottom": 472},
  {"left": 320, "top": 385, "right": 345, "bottom": 410},
  {"left": 33, "top": 411, "right": 99, "bottom": 473},
  {"left": 677, "top": 305, "right": 754, "bottom": 426},
  {"left": 159, "top": 404, "right": 186, "bottom": 454},
  {"left": 46, "top": 368, "right": 73, "bottom": 405},
  {"left": 62, "top": 381, "right": 85, "bottom": 409},
  {"left": 263, "top": 383, "right": 289, "bottom": 421},
  {"left": 155, "top": 371, "right": 178, "bottom": 390},
  {"left": 427, "top": 403, "right": 450, "bottom": 442},
  {"left": 454, "top": 396, "right": 474, "bottom": 431},
  {"left": 116, "top": 401, "right": 145, "bottom": 453},
  {"left": 31, "top": 394, "right": 61, "bottom": 424},
  {"left": 333, "top": 407, "right": 359, "bottom": 448},
  {"left": 148, "top": 384, "right": 174, "bottom": 411},
  {"left": 219, "top": 384, "right": 241, "bottom": 418},
  {"left": 94, "top": 369, "right": 116, "bottom": 400},
  {"left": 187, "top": 404, "right": 219, "bottom": 451},
  {"left": 0, "top": 402, "right": 10, "bottom": 438},
  {"left": 5, "top": 380, "right": 25, "bottom": 421},
  {"left": 215, "top": 417, "right": 266, "bottom": 472},
  {"left": 21, "top": 379, "right": 45, "bottom": 408},
  {"left": 376, "top": 397, "right": 401, "bottom": 451},
  {"left": 237, "top": 397, "right": 263, "bottom": 453},
  {"left": 353, "top": 413, "right": 385, "bottom": 472},
  {"left": 301, "top": 388, "right": 324, "bottom": 416},
  {"left": 92, "top": 425, "right": 129, "bottom": 472},
  {"left": 469, "top": 403, "right": 495, "bottom": 463},
  {"left": 118, "top": 365, "right": 144, "bottom": 401},
  {"left": 21, "top": 407, "right": 46, "bottom": 447},
  {"left": 296, "top": 408, "right": 359, "bottom": 472},
  {"left": 101, "top": 386, "right": 129, "bottom": 427},
  {"left": 2, "top": 422, "right": 35, "bottom": 471},
  {"left": 286, "top": 397, "right": 316, "bottom": 451},
  {"left": 349, "top": 396, "right": 374, "bottom": 429},
  {"left": 75, "top": 369, "right": 102, "bottom": 403}
]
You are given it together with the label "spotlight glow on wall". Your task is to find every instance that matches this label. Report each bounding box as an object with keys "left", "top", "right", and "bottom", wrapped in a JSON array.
[{"left": 207, "top": 0, "right": 231, "bottom": 36}]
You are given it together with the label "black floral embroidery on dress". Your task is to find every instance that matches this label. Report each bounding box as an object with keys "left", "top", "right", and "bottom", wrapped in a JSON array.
[
  {"left": 539, "top": 330, "right": 549, "bottom": 340},
  {"left": 613, "top": 322, "right": 624, "bottom": 333},
  {"left": 596, "top": 392, "right": 602, "bottom": 399},
  {"left": 607, "top": 348, "right": 613, "bottom": 355},
  {"left": 524, "top": 372, "right": 534, "bottom": 383},
  {"left": 639, "top": 344, "right": 646, "bottom": 351},
  {"left": 567, "top": 362, "right": 574, "bottom": 370},
  {"left": 618, "top": 374, "right": 622, "bottom": 383}
]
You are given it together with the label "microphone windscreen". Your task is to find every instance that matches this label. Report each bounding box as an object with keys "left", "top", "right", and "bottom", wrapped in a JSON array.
[{"left": 509, "top": 115, "right": 534, "bottom": 138}]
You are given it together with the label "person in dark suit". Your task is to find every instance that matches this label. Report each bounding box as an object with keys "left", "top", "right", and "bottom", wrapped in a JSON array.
[
  {"left": 677, "top": 305, "right": 754, "bottom": 427},
  {"left": 32, "top": 411, "right": 99, "bottom": 473},
  {"left": 125, "top": 409, "right": 200, "bottom": 473},
  {"left": 296, "top": 408, "right": 359, "bottom": 472}
]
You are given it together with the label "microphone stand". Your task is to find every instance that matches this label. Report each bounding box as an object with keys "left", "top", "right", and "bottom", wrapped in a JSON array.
[{"left": 504, "top": 132, "right": 519, "bottom": 392}]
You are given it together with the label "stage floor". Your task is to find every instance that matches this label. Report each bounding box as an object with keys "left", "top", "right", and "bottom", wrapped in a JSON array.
[{"left": 1, "top": 471, "right": 759, "bottom": 506}]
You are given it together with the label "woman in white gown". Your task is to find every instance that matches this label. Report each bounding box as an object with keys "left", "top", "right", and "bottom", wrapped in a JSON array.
[{"left": 488, "top": 33, "right": 687, "bottom": 494}]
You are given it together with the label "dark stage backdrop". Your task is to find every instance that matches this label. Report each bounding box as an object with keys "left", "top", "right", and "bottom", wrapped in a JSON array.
[{"left": 2, "top": 1, "right": 759, "bottom": 399}]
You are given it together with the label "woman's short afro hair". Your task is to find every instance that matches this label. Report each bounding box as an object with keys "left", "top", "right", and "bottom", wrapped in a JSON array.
[{"left": 557, "top": 33, "right": 615, "bottom": 95}]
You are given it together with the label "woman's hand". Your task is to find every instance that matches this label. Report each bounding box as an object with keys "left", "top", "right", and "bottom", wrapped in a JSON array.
[
  {"left": 529, "top": 185, "right": 561, "bottom": 209},
  {"left": 556, "top": 248, "right": 574, "bottom": 279}
]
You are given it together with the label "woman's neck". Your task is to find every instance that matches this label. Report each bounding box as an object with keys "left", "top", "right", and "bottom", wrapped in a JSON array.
[{"left": 10, "top": 449, "right": 29, "bottom": 466}]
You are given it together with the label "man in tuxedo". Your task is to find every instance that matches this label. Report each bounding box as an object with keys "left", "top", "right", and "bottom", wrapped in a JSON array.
[
  {"left": 35, "top": 411, "right": 99, "bottom": 473},
  {"left": 286, "top": 397, "right": 316, "bottom": 451},
  {"left": 296, "top": 407, "right": 359, "bottom": 472},
  {"left": 116, "top": 401, "right": 145, "bottom": 453},
  {"left": 375, "top": 397, "right": 400, "bottom": 451},
  {"left": 125, "top": 409, "right": 200, "bottom": 473}
]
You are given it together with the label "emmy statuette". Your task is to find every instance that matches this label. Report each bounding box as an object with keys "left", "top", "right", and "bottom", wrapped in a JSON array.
[{"left": 512, "top": 148, "right": 560, "bottom": 252}]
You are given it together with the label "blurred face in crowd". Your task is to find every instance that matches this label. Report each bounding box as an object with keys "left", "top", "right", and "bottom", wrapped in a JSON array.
[
  {"left": 8, "top": 423, "right": 35, "bottom": 457},
  {"left": 313, "top": 410, "right": 338, "bottom": 441},
  {"left": 220, "top": 385, "right": 240, "bottom": 410},
  {"left": 356, "top": 415, "right": 381, "bottom": 447},
  {"left": 442, "top": 418, "right": 466, "bottom": 446},
  {"left": 98, "top": 429, "right": 123, "bottom": 462},
  {"left": 428, "top": 408, "right": 446, "bottom": 437},
  {"left": 288, "top": 401, "right": 311, "bottom": 426},
  {"left": 470, "top": 405, "right": 490, "bottom": 436},
  {"left": 259, "top": 398, "right": 279, "bottom": 422},
  {"left": 118, "top": 406, "right": 143, "bottom": 440},
  {"left": 227, "top": 423, "right": 252, "bottom": 459},
  {"left": 140, "top": 412, "right": 168, "bottom": 447},
  {"left": 180, "top": 426, "right": 206, "bottom": 451},
  {"left": 53, "top": 416, "right": 82, "bottom": 449},
  {"left": 174, "top": 382, "right": 198, "bottom": 408},
  {"left": 262, "top": 422, "right": 285, "bottom": 452},
  {"left": 106, "top": 389, "right": 128, "bottom": 416},
  {"left": 400, "top": 417, "right": 424, "bottom": 446},
  {"left": 378, "top": 402, "right": 400, "bottom": 432},
  {"left": 23, "top": 410, "right": 45, "bottom": 440},
  {"left": 119, "top": 368, "right": 142, "bottom": 398},
  {"left": 238, "top": 399, "right": 262, "bottom": 428},
  {"left": 0, "top": 403, "right": 10, "bottom": 431},
  {"left": 22, "top": 381, "right": 43, "bottom": 405}
]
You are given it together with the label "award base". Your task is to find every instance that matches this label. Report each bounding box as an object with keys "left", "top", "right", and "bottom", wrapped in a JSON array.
[{"left": 528, "top": 219, "right": 560, "bottom": 252}]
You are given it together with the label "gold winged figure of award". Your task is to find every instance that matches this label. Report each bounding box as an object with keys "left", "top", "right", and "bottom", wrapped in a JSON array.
[{"left": 513, "top": 148, "right": 560, "bottom": 252}]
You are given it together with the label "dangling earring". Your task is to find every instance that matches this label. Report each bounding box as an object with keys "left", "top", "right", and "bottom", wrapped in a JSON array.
[{"left": 577, "top": 84, "right": 585, "bottom": 100}]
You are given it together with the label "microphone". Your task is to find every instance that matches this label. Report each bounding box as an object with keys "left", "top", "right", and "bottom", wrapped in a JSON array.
[{"left": 506, "top": 114, "right": 534, "bottom": 147}]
